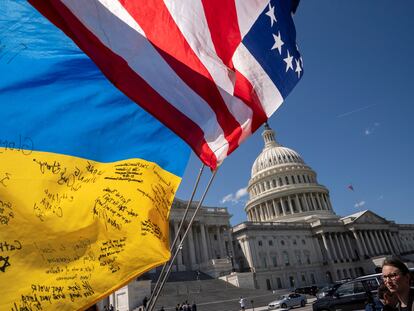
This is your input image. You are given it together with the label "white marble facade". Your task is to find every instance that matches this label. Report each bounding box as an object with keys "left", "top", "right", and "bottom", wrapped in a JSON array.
[
  {"left": 166, "top": 199, "right": 235, "bottom": 277},
  {"left": 230, "top": 124, "right": 414, "bottom": 290}
]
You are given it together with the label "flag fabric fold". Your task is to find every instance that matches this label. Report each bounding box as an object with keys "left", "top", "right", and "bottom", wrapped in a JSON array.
[
  {"left": 28, "top": 0, "right": 303, "bottom": 169},
  {"left": 0, "top": 1, "right": 189, "bottom": 310}
]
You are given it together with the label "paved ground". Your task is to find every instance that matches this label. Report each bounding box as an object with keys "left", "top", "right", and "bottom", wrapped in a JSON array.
[{"left": 245, "top": 297, "right": 316, "bottom": 311}]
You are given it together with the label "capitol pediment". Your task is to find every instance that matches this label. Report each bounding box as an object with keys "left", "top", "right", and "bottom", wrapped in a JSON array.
[{"left": 342, "top": 210, "right": 388, "bottom": 225}]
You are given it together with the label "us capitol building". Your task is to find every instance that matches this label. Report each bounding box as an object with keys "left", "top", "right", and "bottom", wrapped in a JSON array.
[
  {"left": 106, "top": 125, "right": 414, "bottom": 309},
  {"left": 165, "top": 124, "right": 414, "bottom": 290}
]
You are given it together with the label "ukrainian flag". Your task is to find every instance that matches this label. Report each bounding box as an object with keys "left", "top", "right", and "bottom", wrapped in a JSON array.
[{"left": 0, "top": 1, "right": 189, "bottom": 310}]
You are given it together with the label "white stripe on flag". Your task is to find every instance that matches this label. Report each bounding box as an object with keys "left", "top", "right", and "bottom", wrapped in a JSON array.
[
  {"left": 164, "top": 0, "right": 253, "bottom": 147},
  {"left": 232, "top": 43, "right": 284, "bottom": 118},
  {"left": 61, "top": 0, "right": 228, "bottom": 162},
  {"left": 234, "top": 0, "right": 269, "bottom": 39}
]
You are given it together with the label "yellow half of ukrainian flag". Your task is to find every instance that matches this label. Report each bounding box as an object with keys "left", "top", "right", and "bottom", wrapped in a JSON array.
[{"left": 0, "top": 1, "right": 190, "bottom": 310}]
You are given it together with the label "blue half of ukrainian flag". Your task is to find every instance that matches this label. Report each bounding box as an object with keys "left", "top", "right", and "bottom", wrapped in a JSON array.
[
  {"left": 0, "top": 2, "right": 190, "bottom": 311},
  {"left": 0, "top": 1, "right": 189, "bottom": 175}
]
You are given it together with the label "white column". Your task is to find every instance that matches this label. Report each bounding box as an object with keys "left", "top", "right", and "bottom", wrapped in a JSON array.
[
  {"left": 334, "top": 234, "right": 344, "bottom": 261},
  {"left": 272, "top": 199, "right": 279, "bottom": 217},
  {"left": 216, "top": 226, "right": 225, "bottom": 258},
  {"left": 363, "top": 231, "right": 374, "bottom": 256},
  {"left": 346, "top": 234, "right": 356, "bottom": 259},
  {"left": 280, "top": 198, "right": 287, "bottom": 216},
  {"left": 310, "top": 193, "right": 318, "bottom": 210},
  {"left": 316, "top": 194, "right": 323, "bottom": 211},
  {"left": 380, "top": 231, "right": 391, "bottom": 253},
  {"left": 321, "top": 234, "right": 332, "bottom": 262},
  {"left": 353, "top": 231, "right": 365, "bottom": 258},
  {"left": 241, "top": 238, "right": 254, "bottom": 269},
  {"left": 248, "top": 238, "right": 259, "bottom": 270},
  {"left": 384, "top": 231, "right": 395, "bottom": 254},
  {"left": 391, "top": 232, "right": 402, "bottom": 254},
  {"left": 328, "top": 233, "right": 339, "bottom": 261},
  {"left": 302, "top": 194, "right": 310, "bottom": 211},
  {"left": 187, "top": 225, "right": 197, "bottom": 267},
  {"left": 288, "top": 196, "right": 294, "bottom": 214},
  {"left": 174, "top": 221, "right": 184, "bottom": 268},
  {"left": 370, "top": 231, "right": 380, "bottom": 255},
  {"left": 295, "top": 195, "right": 302, "bottom": 213},
  {"left": 373, "top": 230, "right": 384, "bottom": 254},
  {"left": 200, "top": 223, "right": 209, "bottom": 262},
  {"left": 321, "top": 193, "right": 328, "bottom": 210},
  {"left": 326, "top": 195, "right": 333, "bottom": 210},
  {"left": 340, "top": 234, "right": 351, "bottom": 260}
]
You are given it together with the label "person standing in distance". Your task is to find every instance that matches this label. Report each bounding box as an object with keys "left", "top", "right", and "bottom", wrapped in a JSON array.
[{"left": 239, "top": 296, "right": 246, "bottom": 311}]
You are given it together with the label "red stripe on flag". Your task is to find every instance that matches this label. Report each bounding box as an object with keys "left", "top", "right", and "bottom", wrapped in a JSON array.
[
  {"left": 200, "top": 0, "right": 267, "bottom": 134},
  {"left": 28, "top": 0, "right": 218, "bottom": 169},
  {"left": 234, "top": 70, "right": 268, "bottom": 132},
  {"left": 119, "top": 0, "right": 243, "bottom": 156},
  {"left": 200, "top": 0, "right": 241, "bottom": 68}
]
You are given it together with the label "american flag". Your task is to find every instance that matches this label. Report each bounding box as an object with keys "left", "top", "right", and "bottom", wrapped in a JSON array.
[{"left": 29, "top": 0, "right": 303, "bottom": 170}]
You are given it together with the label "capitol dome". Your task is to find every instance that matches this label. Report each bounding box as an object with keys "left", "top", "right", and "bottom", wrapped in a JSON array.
[
  {"left": 251, "top": 124, "right": 305, "bottom": 177},
  {"left": 245, "top": 124, "right": 337, "bottom": 222}
]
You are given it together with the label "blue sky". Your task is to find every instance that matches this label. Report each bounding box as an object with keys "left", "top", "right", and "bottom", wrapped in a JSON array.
[{"left": 176, "top": 0, "right": 414, "bottom": 226}]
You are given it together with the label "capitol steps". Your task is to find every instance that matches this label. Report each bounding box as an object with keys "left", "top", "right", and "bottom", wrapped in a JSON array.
[{"left": 152, "top": 277, "right": 288, "bottom": 311}]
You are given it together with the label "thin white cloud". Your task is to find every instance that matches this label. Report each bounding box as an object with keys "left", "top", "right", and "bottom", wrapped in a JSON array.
[
  {"left": 364, "top": 122, "right": 380, "bottom": 136},
  {"left": 235, "top": 188, "right": 248, "bottom": 199},
  {"left": 221, "top": 187, "right": 248, "bottom": 204},
  {"left": 354, "top": 200, "right": 366, "bottom": 208},
  {"left": 337, "top": 104, "right": 377, "bottom": 118},
  {"left": 378, "top": 195, "right": 384, "bottom": 200}
]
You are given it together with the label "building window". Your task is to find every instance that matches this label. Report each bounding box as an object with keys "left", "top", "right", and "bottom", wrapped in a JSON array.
[
  {"left": 295, "top": 250, "right": 302, "bottom": 264},
  {"left": 292, "top": 175, "right": 296, "bottom": 184},
  {"left": 302, "top": 239, "right": 306, "bottom": 245},
  {"left": 266, "top": 279, "right": 272, "bottom": 290},
  {"left": 291, "top": 199, "right": 298, "bottom": 213},
  {"left": 258, "top": 240, "right": 262, "bottom": 246},
  {"left": 278, "top": 177, "right": 283, "bottom": 186},
  {"left": 272, "top": 179, "right": 277, "bottom": 187},
  {"left": 310, "top": 273, "right": 316, "bottom": 284},
  {"left": 285, "top": 176, "right": 290, "bottom": 185},
  {"left": 289, "top": 276, "right": 295, "bottom": 288},
  {"left": 281, "top": 240, "right": 285, "bottom": 246},
  {"left": 293, "top": 239, "right": 297, "bottom": 245},
  {"left": 304, "top": 251, "right": 311, "bottom": 264},
  {"left": 272, "top": 256, "right": 278, "bottom": 267},
  {"left": 214, "top": 234, "right": 217, "bottom": 241},
  {"left": 266, "top": 181, "right": 270, "bottom": 190},
  {"left": 277, "top": 278, "right": 282, "bottom": 289},
  {"left": 269, "top": 240, "right": 273, "bottom": 246},
  {"left": 262, "top": 257, "right": 267, "bottom": 268},
  {"left": 283, "top": 251, "right": 290, "bottom": 266},
  {"left": 301, "top": 273, "right": 306, "bottom": 282},
  {"left": 297, "top": 175, "right": 302, "bottom": 183}
]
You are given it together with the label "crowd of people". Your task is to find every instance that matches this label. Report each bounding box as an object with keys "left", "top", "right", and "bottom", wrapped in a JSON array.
[{"left": 174, "top": 301, "right": 197, "bottom": 311}]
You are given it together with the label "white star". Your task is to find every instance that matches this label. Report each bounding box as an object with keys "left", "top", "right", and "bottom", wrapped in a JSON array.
[
  {"left": 283, "top": 50, "right": 294, "bottom": 72},
  {"left": 265, "top": 3, "right": 277, "bottom": 27},
  {"left": 271, "top": 31, "right": 284, "bottom": 55},
  {"left": 295, "top": 58, "right": 302, "bottom": 78}
]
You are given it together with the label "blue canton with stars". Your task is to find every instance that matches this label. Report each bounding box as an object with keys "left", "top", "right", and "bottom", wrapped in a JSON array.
[{"left": 243, "top": 0, "right": 303, "bottom": 99}]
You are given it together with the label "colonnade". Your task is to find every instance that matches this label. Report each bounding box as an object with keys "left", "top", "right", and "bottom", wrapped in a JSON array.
[
  {"left": 319, "top": 230, "right": 401, "bottom": 263},
  {"left": 169, "top": 221, "right": 234, "bottom": 270},
  {"left": 248, "top": 192, "right": 332, "bottom": 221}
]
